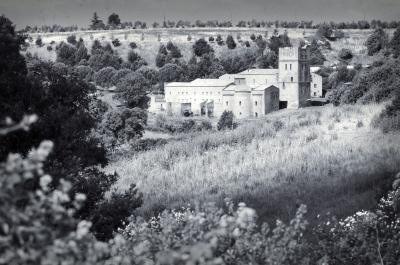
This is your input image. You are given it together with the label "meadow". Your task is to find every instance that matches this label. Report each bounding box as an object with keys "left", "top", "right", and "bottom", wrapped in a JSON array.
[{"left": 106, "top": 103, "right": 400, "bottom": 225}]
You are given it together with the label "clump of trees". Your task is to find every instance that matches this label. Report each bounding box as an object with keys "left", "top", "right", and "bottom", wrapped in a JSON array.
[
  {"left": 217, "top": 111, "right": 236, "bottom": 130},
  {"left": 366, "top": 28, "right": 389, "bottom": 56}
]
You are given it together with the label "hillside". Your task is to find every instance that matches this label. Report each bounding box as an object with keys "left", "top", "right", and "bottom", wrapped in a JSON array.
[
  {"left": 106, "top": 103, "right": 400, "bottom": 224},
  {"left": 26, "top": 27, "right": 395, "bottom": 67}
]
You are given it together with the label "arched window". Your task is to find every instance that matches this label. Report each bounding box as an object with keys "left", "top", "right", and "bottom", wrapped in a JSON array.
[
  {"left": 255, "top": 112, "right": 258, "bottom": 117},
  {"left": 226, "top": 101, "right": 228, "bottom": 106},
  {"left": 290, "top": 64, "right": 292, "bottom": 70},
  {"left": 291, "top": 76, "right": 293, "bottom": 82},
  {"left": 239, "top": 101, "right": 242, "bottom": 106},
  {"left": 255, "top": 101, "right": 258, "bottom": 106}
]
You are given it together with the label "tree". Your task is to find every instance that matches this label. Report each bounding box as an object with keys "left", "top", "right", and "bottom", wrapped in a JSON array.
[
  {"left": 193, "top": 38, "right": 214, "bottom": 57},
  {"left": 94, "top": 66, "right": 117, "bottom": 87},
  {"left": 366, "top": 28, "right": 388, "bottom": 56},
  {"left": 35, "top": 36, "right": 43, "bottom": 47},
  {"left": 115, "top": 72, "right": 151, "bottom": 109},
  {"left": 129, "top": 42, "right": 137, "bottom": 49},
  {"left": 108, "top": 13, "right": 121, "bottom": 28},
  {"left": 88, "top": 49, "right": 121, "bottom": 71},
  {"left": 124, "top": 50, "right": 147, "bottom": 71},
  {"left": 308, "top": 39, "right": 326, "bottom": 65},
  {"left": 226, "top": 35, "right": 237, "bottom": 49},
  {"left": 390, "top": 27, "right": 400, "bottom": 58},
  {"left": 56, "top": 42, "right": 77, "bottom": 65},
  {"left": 67, "top": 34, "right": 77, "bottom": 45},
  {"left": 316, "top": 23, "right": 333, "bottom": 39},
  {"left": 256, "top": 51, "right": 278, "bottom": 68},
  {"left": 90, "top": 12, "right": 105, "bottom": 30},
  {"left": 217, "top": 111, "right": 235, "bottom": 130},
  {"left": 0, "top": 15, "right": 28, "bottom": 121}
]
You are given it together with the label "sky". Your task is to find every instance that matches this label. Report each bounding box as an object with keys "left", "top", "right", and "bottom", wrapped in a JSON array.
[{"left": 1, "top": 0, "right": 400, "bottom": 28}]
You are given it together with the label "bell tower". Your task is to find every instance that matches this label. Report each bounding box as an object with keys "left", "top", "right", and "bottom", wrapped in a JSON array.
[{"left": 278, "top": 46, "right": 310, "bottom": 109}]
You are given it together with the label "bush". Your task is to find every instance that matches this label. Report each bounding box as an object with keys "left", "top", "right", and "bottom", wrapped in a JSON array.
[
  {"left": 112, "top": 38, "right": 121, "bottom": 47},
  {"left": 130, "top": 138, "right": 168, "bottom": 152},
  {"left": 244, "top": 40, "right": 250, "bottom": 47},
  {"left": 193, "top": 38, "right": 214, "bottom": 57},
  {"left": 35, "top": 36, "right": 43, "bottom": 47},
  {"left": 46, "top": 45, "right": 52, "bottom": 51},
  {"left": 93, "top": 66, "right": 117, "bottom": 87},
  {"left": 316, "top": 23, "right": 333, "bottom": 39},
  {"left": 129, "top": 41, "right": 137, "bottom": 49},
  {"left": 366, "top": 28, "right": 389, "bottom": 56},
  {"left": 209, "top": 36, "right": 214, "bottom": 42},
  {"left": 216, "top": 34, "right": 224, "bottom": 45},
  {"left": 226, "top": 35, "right": 236, "bottom": 49},
  {"left": 217, "top": 110, "right": 235, "bottom": 130},
  {"left": 338, "top": 48, "right": 353, "bottom": 60},
  {"left": 66, "top": 34, "right": 77, "bottom": 45}
]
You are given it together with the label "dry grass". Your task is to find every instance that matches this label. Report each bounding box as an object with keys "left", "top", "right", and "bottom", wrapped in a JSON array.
[
  {"left": 26, "top": 28, "right": 394, "bottom": 67},
  {"left": 106, "top": 103, "right": 400, "bottom": 224}
]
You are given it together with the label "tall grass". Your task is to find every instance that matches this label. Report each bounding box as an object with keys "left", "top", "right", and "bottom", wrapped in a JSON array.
[{"left": 106, "top": 104, "right": 400, "bottom": 225}]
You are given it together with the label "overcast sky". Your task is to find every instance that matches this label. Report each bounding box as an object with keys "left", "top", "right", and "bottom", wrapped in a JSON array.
[{"left": 1, "top": 0, "right": 399, "bottom": 28}]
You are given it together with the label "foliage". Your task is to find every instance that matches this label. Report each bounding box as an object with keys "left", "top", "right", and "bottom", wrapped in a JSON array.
[
  {"left": 35, "top": 36, "right": 43, "bottom": 47},
  {"left": 129, "top": 41, "right": 137, "bottom": 49},
  {"left": 56, "top": 42, "right": 77, "bottom": 65},
  {"left": 308, "top": 39, "right": 326, "bottom": 66},
  {"left": 130, "top": 138, "right": 168, "bottom": 152},
  {"left": 112, "top": 38, "right": 121, "bottom": 47},
  {"left": 268, "top": 33, "right": 291, "bottom": 54},
  {"left": 117, "top": 201, "right": 309, "bottom": 265},
  {"left": 124, "top": 50, "right": 147, "bottom": 71},
  {"left": 372, "top": 91, "right": 400, "bottom": 132},
  {"left": 115, "top": 72, "right": 150, "bottom": 109},
  {"left": 226, "top": 35, "right": 236, "bottom": 49},
  {"left": 193, "top": 38, "right": 214, "bottom": 57},
  {"left": 217, "top": 110, "right": 236, "bottom": 130},
  {"left": 108, "top": 13, "right": 121, "bottom": 28},
  {"left": 316, "top": 23, "right": 333, "bottom": 39},
  {"left": 256, "top": 51, "right": 278, "bottom": 69},
  {"left": 90, "top": 12, "right": 105, "bottom": 30},
  {"left": 67, "top": 34, "right": 77, "bottom": 45},
  {"left": 338, "top": 48, "right": 353, "bottom": 60},
  {"left": 152, "top": 114, "right": 213, "bottom": 134},
  {"left": 88, "top": 48, "right": 121, "bottom": 72},
  {"left": 390, "top": 27, "right": 400, "bottom": 58},
  {"left": 366, "top": 28, "right": 389, "bottom": 56},
  {"left": 94, "top": 66, "right": 117, "bottom": 87}
]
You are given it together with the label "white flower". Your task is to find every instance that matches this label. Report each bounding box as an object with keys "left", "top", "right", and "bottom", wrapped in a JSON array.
[
  {"left": 40, "top": 174, "right": 52, "bottom": 190},
  {"left": 76, "top": 220, "right": 92, "bottom": 239}
]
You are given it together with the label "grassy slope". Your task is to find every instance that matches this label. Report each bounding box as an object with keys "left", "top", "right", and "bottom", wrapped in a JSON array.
[
  {"left": 106, "top": 103, "right": 400, "bottom": 225},
  {"left": 26, "top": 28, "right": 394, "bottom": 67}
]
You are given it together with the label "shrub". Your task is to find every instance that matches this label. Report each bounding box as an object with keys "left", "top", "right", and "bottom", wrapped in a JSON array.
[
  {"left": 93, "top": 66, "right": 117, "bottom": 87},
  {"left": 250, "top": 33, "right": 256, "bottom": 41},
  {"left": 316, "top": 23, "right": 333, "bottom": 39},
  {"left": 66, "top": 34, "right": 77, "bottom": 45},
  {"left": 35, "top": 36, "right": 43, "bottom": 47},
  {"left": 193, "top": 38, "right": 214, "bottom": 56},
  {"left": 217, "top": 110, "right": 235, "bottom": 130},
  {"left": 226, "top": 35, "right": 236, "bottom": 49},
  {"left": 209, "top": 36, "right": 215, "bottom": 42},
  {"left": 131, "top": 138, "right": 168, "bottom": 152},
  {"left": 244, "top": 40, "right": 250, "bottom": 47},
  {"left": 56, "top": 41, "right": 77, "bottom": 65},
  {"left": 366, "top": 28, "right": 389, "bottom": 56},
  {"left": 112, "top": 38, "right": 121, "bottom": 47},
  {"left": 46, "top": 45, "right": 52, "bottom": 51},
  {"left": 338, "top": 48, "right": 353, "bottom": 60},
  {"left": 216, "top": 34, "right": 224, "bottom": 45},
  {"left": 129, "top": 41, "right": 137, "bottom": 49}
]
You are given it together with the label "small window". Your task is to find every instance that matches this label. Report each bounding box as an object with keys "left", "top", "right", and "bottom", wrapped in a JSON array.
[
  {"left": 239, "top": 101, "right": 242, "bottom": 106},
  {"left": 239, "top": 112, "right": 242, "bottom": 116},
  {"left": 291, "top": 77, "right": 293, "bottom": 82},
  {"left": 161, "top": 104, "right": 163, "bottom": 107},
  {"left": 314, "top": 84, "right": 317, "bottom": 88},
  {"left": 290, "top": 64, "right": 292, "bottom": 70},
  {"left": 255, "top": 112, "right": 258, "bottom": 117},
  {"left": 285, "top": 64, "right": 287, "bottom": 70},
  {"left": 283, "top": 82, "right": 285, "bottom": 88},
  {"left": 226, "top": 101, "right": 228, "bottom": 106},
  {"left": 314, "top": 92, "right": 317, "bottom": 96},
  {"left": 255, "top": 101, "right": 258, "bottom": 106}
]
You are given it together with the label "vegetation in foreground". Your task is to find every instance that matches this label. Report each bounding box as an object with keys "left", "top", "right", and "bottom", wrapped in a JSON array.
[{"left": 107, "top": 103, "right": 400, "bottom": 225}]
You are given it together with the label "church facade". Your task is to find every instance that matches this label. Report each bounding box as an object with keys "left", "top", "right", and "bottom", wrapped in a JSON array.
[{"left": 152, "top": 46, "right": 311, "bottom": 118}]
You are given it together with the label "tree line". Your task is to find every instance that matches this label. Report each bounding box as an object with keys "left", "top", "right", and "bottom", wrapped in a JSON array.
[{"left": 20, "top": 12, "right": 400, "bottom": 33}]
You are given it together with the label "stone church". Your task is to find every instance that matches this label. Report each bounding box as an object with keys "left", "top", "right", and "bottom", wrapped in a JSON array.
[{"left": 149, "top": 46, "right": 312, "bottom": 118}]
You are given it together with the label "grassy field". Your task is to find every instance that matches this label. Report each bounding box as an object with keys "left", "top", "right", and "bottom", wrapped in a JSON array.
[
  {"left": 106, "top": 103, "right": 400, "bottom": 225},
  {"left": 26, "top": 28, "right": 395, "bottom": 67}
]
